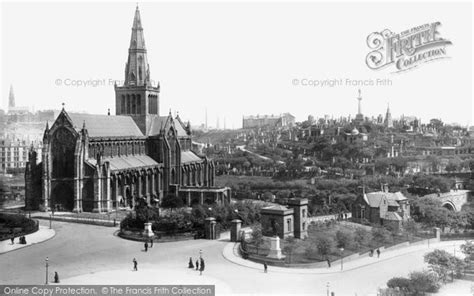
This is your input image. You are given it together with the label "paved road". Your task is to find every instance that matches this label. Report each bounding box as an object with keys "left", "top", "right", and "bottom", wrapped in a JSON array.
[{"left": 0, "top": 221, "right": 470, "bottom": 296}]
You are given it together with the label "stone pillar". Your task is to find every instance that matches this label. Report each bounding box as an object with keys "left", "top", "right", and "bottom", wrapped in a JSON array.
[
  {"left": 199, "top": 192, "right": 204, "bottom": 205},
  {"left": 433, "top": 227, "right": 441, "bottom": 242},
  {"left": 204, "top": 217, "right": 217, "bottom": 240},
  {"left": 137, "top": 172, "right": 142, "bottom": 200},
  {"left": 114, "top": 177, "right": 120, "bottom": 209},
  {"left": 230, "top": 219, "right": 242, "bottom": 242},
  {"left": 145, "top": 173, "right": 150, "bottom": 205},
  {"left": 105, "top": 164, "right": 111, "bottom": 212},
  {"left": 267, "top": 236, "right": 285, "bottom": 260},
  {"left": 186, "top": 191, "right": 191, "bottom": 207},
  {"left": 151, "top": 172, "right": 156, "bottom": 197}
]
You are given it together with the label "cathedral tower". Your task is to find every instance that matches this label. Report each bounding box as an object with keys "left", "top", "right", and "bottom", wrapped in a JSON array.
[{"left": 115, "top": 5, "right": 160, "bottom": 135}]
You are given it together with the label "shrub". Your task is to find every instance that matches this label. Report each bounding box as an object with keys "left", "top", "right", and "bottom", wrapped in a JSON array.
[
  {"left": 371, "top": 226, "right": 393, "bottom": 246},
  {"left": 386, "top": 277, "right": 410, "bottom": 290},
  {"left": 408, "top": 271, "right": 441, "bottom": 294},
  {"left": 354, "top": 227, "right": 372, "bottom": 248}
]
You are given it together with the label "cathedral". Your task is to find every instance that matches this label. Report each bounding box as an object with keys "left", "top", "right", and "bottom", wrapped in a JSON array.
[{"left": 25, "top": 6, "right": 230, "bottom": 213}]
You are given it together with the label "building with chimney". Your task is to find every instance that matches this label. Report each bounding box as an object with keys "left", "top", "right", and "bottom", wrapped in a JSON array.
[{"left": 25, "top": 6, "right": 230, "bottom": 212}]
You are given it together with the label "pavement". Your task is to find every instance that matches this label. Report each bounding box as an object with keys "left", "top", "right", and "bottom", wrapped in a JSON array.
[
  {"left": 0, "top": 220, "right": 472, "bottom": 296},
  {"left": 0, "top": 225, "right": 56, "bottom": 254},
  {"left": 221, "top": 239, "right": 467, "bottom": 274}
]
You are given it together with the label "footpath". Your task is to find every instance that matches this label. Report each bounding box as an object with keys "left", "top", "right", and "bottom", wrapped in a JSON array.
[
  {"left": 0, "top": 225, "right": 55, "bottom": 254},
  {"left": 222, "top": 239, "right": 467, "bottom": 274}
]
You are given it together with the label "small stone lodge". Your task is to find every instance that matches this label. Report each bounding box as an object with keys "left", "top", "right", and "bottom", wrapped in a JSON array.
[
  {"left": 352, "top": 184, "right": 410, "bottom": 230},
  {"left": 260, "top": 198, "right": 309, "bottom": 239},
  {"left": 24, "top": 6, "right": 230, "bottom": 213}
]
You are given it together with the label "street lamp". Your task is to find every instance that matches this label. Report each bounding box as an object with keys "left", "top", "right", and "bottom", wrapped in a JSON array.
[
  {"left": 326, "top": 282, "right": 330, "bottom": 296},
  {"left": 199, "top": 249, "right": 203, "bottom": 259},
  {"left": 49, "top": 214, "right": 52, "bottom": 229},
  {"left": 45, "top": 257, "right": 49, "bottom": 285},
  {"left": 340, "top": 247, "right": 344, "bottom": 271}
]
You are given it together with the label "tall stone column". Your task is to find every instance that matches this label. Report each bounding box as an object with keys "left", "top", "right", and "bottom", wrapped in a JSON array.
[
  {"left": 186, "top": 191, "right": 191, "bottom": 207},
  {"left": 105, "top": 165, "right": 111, "bottom": 212},
  {"left": 199, "top": 192, "right": 204, "bottom": 205}
]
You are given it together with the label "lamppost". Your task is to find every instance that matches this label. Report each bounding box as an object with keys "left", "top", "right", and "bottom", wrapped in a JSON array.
[
  {"left": 199, "top": 249, "right": 203, "bottom": 260},
  {"left": 340, "top": 247, "right": 344, "bottom": 271},
  {"left": 49, "top": 214, "right": 52, "bottom": 229},
  {"left": 326, "top": 282, "right": 330, "bottom": 296},
  {"left": 45, "top": 257, "right": 49, "bottom": 285}
]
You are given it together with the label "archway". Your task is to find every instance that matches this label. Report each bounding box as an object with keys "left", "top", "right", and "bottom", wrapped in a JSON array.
[
  {"left": 442, "top": 202, "right": 456, "bottom": 211},
  {"left": 51, "top": 182, "right": 74, "bottom": 211}
]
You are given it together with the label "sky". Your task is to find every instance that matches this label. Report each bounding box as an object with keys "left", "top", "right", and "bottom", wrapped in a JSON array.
[{"left": 1, "top": 1, "right": 472, "bottom": 128}]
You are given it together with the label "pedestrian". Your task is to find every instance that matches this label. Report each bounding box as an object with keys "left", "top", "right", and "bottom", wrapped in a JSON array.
[
  {"left": 195, "top": 260, "right": 199, "bottom": 271},
  {"left": 263, "top": 262, "right": 268, "bottom": 273},
  {"left": 150, "top": 239, "right": 153, "bottom": 248},
  {"left": 200, "top": 259, "right": 205, "bottom": 275},
  {"left": 23, "top": 236, "right": 27, "bottom": 244},
  {"left": 54, "top": 272, "right": 60, "bottom": 283},
  {"left": 144, "top": 241, "right": 148, "bottom": 252},
  {"left": 327, "top": 258, "right": 331, "bottom": 268},
  {"left": 369, "top": 249, "right": 373, "bottom": 257},
  {"left": 10, "top": 236, "right": 14, "bottom": 245},
  {"left": 133, "top": 258, "right": 138, "bottom": 271},
  {"left": 188, "top": 257, "right": 194, "bottom": 269},
  {"left": 376, "top": 248, "right": 380, "bottom": 258}
]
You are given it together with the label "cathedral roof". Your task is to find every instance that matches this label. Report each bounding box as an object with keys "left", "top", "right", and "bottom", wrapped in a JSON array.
[
  {"left": 181, "top": 151, "right": 203, "bottom": 164},
  {"left": 147, "top": 115, "right": 188, "bottom": 137},
  {"left": 68, "top": 113, "right": 144, "bottom": 138},
  {"left": 87, "top": 154, "right": 158, "bottom": 171}
]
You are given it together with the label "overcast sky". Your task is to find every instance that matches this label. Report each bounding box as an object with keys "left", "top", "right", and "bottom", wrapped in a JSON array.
[{"left": 1, "top": 1, "right": 472, "bottom": 128}]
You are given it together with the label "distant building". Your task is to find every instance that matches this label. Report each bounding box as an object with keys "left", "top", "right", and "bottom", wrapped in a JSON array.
[
  {"left": 384, "top": 104, "right": 393, "bottom": 128},
  {"left": 0, "top": 139, "right": 41, "bottom": 173},
  {"left": 352, "top": 185, "right": 410, "bottom": 231},
  {"left": 242, "top": 113, "right": 295, "bottom": 129}
]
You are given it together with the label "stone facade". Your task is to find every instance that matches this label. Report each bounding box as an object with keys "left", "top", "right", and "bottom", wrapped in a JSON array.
[
  {"left": 260, "top": 198, "right": 309, "bottom": 239},
  {"left": 24, "top": 6, "right": 230, "bottom": 213}
]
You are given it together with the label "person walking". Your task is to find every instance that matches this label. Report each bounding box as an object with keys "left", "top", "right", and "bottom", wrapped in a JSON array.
[
  {"left": 376, "top": 248, "right": 380, "bottom": 258},
  {"left": 199, "top": 259, "right": 205, "bottom": 275},
  {"left": 195, "top": 260, "right": 199, "bottom": 271},
  {"left": 150, "top": 239, "right": 153, "bottom": 248},
  {"left": 144, "top": 242, "right": 148, "bottom": 252},
  {"left": 263, "top": 262, "right": 268, "bottom": 273},
  {"left": 10, "top": 236, "right": 14, "bottom": 245},
  {"left": 54, "top": 272, "right": 60, "bottom": 283},
  {"left": 133, "top": 258, "right": 138, "bottom": 271},
  {"left": 188, "top": 257, "right": 194, "bottom": 269},
  {"left": 326, "top": 258, "right": 331, "bottom": 268}
]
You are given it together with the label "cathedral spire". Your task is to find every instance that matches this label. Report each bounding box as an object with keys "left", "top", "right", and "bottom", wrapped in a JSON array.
[{"left": 124, "top": 5, "right": 150, "bottom": 86}]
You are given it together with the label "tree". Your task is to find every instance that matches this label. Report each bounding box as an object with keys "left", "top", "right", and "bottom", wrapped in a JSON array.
[
  {"left": 283, "top": 236, "right": 297, "bottom": 264},
  {"left": 461, "top": 240, "right": 474, "bottom": 261},
  {"left": 160, "top": 194, "right": 184, "bottom": 211},
  {"left": 251, "top": 224, "right": 264, "bottom": 255},
  {"left": 354, "top": 227, "right": 372, "bottom": 248},
  {"left": 335, "top": 229, "right": 353, "bottom": 249},
  {"left": 424, "top": 249, "right": 466, "bottom": 283}
]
